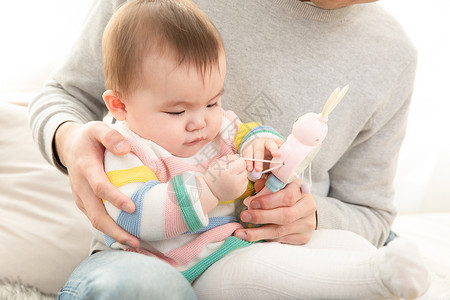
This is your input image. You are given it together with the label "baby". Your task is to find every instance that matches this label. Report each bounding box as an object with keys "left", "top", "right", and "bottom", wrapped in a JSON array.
[
  {"left": 94, "top": 0, "right": 430, "bottom": 298},
  {"left": 98, "top": 0, "right": 283, "bottom": 282}
]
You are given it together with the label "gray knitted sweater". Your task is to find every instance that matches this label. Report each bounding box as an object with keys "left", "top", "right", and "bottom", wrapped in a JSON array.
[{"left": 29, "top": 0, "right": 417, "bottom": 247}]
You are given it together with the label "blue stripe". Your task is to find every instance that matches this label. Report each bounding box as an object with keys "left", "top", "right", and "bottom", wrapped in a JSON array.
[
  {"left": 104, "top": 235, "right": 116, "bottom": 247},
  {"left": 185, "top": 216, "right": 238, "bottom": 234},
  {"left": 104, "top": 180, "right": 160, "bottom": 246}
]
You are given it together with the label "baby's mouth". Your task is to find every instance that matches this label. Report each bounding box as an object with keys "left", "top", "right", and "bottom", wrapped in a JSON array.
[{"left": 186, "top": 137, "right": 205, "bottom": 145}]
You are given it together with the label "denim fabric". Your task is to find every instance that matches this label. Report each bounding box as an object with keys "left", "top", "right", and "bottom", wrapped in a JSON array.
[
  {"left": 58, "top": 250, "right": 197, "bottom": 300},
  {"left": 383, "top": 230, "right": 398, "bottom": 246}
]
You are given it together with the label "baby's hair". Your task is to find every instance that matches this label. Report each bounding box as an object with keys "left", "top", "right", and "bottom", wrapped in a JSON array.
[{"left": 103, "top": 0, "right": 224, "bottom": 98}]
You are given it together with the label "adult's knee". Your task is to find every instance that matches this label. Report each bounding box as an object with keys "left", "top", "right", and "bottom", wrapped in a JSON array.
[{"left": 59, "top": 251, "right": 197, "bottom": 300}]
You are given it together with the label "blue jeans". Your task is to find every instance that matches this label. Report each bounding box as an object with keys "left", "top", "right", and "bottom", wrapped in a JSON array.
[
  {"left": 383, "top": 230, "right": 398, "bottom": 246},
  {"left": 58, "top": 250, "right": 197, "bottom": 300}
]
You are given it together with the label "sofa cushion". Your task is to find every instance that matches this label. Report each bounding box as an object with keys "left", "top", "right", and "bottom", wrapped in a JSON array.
[{"left": 0, "top": 102, "right": 91, "bottom": 295}]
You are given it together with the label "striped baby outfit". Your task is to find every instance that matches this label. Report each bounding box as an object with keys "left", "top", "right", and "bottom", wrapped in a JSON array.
[{"left": 93, "top": 109, "right": 282, "bottom": 282}]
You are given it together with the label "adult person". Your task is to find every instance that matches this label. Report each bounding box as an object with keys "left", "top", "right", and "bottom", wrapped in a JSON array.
[{"left": 29, "top": 0, "right": 418, "bottom": 298}]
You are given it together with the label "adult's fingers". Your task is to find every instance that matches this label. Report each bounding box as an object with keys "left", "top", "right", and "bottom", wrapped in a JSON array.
[
  {"left": 248, "top": 180, "right": 303, "bottom": 210},
  {"left": 77, "top": 123, "right": 135, "bottom": 212},
  {"left": 241, "top": 198, "right": 310, "bottom": 225},
  {"left": 254, "top": 176, "right": 268, "bottom": 193},
  {"left": 235, "top": 209, "right": 316, "bottom": 244},
  {"left": 237, "top": 222, "right": 314, "bottom": 244},
  {"left": 69, "top": 170, "right": 139, "bottom": 248},
  {"left": 74, "top": 138, "right": 135, "bottom": 213},
  {"left": 267, "top": 231, "right": 314, "bottom": 245},
  {"left": 81, "top": 186, "right": 139, "bottom": 248},
  {"left": 87, "top": 165, "right": 135, "bottom": 213},
  {"left": 88, "top": 122, "right": 131, "bottom": 155}
]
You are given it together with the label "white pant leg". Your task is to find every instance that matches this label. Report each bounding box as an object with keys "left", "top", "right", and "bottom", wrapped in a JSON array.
[{"left": 193, "top": 229, "right": 429, "bottom": 300}]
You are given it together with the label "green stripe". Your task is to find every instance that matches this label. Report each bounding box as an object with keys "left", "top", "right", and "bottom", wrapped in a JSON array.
[
  {"left": 172, "top": 175, "right": 203, "bottom": 232},
  {"left": 181, "top": 237, "right": 254, "bottom": 282},
  {"left": 239, "top": 128, "right": 284, "bottom": 154}
]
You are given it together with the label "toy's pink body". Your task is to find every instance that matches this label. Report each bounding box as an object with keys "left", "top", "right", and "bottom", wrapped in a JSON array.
[{"left": 271, "top": 112, "right": 328, "bottom": 183}]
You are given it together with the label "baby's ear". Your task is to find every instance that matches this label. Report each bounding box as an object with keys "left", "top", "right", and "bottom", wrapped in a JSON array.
[{"left": 103, "top": 90, "right": 127, "bottom": 121}]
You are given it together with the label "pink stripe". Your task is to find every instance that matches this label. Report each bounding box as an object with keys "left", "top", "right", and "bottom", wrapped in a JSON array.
[
  {"left": 222, "top": 109, "right": 238, "bottom": 125},
  {"left": 161, "top": 138, "right": 236, "bottom": 175},
  {"left": 222, "top": 110, "right": 240, "bottom": 138},
  {"left": 152, "top": 157, "right": 203, "bottom": 182},
  {"left": 165, "top": 222, "right": 242, "bottom": 267},
  {"left": 163, "top": 191, "right": 189, "bottom": 239},
  {"left": 125, "top": 136, "right": 236, "bottom": 182},
  {"left": 125, "top": 247, "right": 177, "bottom": 266},
  {"left": 123, "top": 136, "right": 156, "bottom": 170},
  {"left": 220, "top": 137, "right": 237, "bottom": 155},
  {"left": 127, "top": 223, "right": 242, "bottom": 268}
]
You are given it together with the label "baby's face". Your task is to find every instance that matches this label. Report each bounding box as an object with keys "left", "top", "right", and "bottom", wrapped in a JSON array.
[{"left": 124, "top": 51, "right": 226, "bottom": 158}]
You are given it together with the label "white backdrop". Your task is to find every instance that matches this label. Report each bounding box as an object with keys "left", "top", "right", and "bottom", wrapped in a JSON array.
[
  {"left": 381, "top": 1, "right": 450, "bottom": 213},
  {"left": 0, "top": 0, "right": 92, "bottom": 102},
  {"left": 1, "top": 0, "right": 449, "bottom": 213}
]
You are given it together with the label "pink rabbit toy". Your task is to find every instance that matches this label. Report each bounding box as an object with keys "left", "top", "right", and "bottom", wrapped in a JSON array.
[{"left": 244, "top": 85, "right": 349, "bottom": 198}]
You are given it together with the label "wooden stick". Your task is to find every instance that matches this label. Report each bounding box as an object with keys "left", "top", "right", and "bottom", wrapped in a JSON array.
[
  {"left": 260, "top": 164, "right": 283, "bottom": 174},
  {"left": 239, "top": 158, "right": 283, "bottom": 164}
]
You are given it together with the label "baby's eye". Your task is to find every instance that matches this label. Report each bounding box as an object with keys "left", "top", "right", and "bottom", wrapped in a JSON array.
[
  {"left": 207, "top": 102, "right": 217, "bottom": 108},
  {"left": 165, "top": 110, "right": 185, "bottom": 115}
]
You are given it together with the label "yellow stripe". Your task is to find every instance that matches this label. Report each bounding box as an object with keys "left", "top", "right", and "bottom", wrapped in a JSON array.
[
  {"left": 219, "top": 180, "right": 255, "bottom": 204},
  {"left": 234, "top": 122, "right": 261, "bottom": 151},
  {"left": 106, "top": 165, "right": 158, "bottom": 188}
]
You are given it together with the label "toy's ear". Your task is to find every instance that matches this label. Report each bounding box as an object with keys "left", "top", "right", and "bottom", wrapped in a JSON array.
[
  {"left": 103, "top": 90, "right": 127, "bottom": 121},
  {"left": 321, "top": 85, "right": 349, "bottom": 118}
]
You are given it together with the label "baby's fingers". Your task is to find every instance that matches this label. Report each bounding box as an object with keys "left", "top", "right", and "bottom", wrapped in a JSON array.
[
  {"left": 229, "top": 156, "right": 247, "bottom": 173},
  {"left": 275, "top": 138, "right": 284, "bottom": 148},
  {"left": 251, "top": 139, "right": 266, "bottom": 172},
  {"left": 240, "top": 147, "right": 255, "bottom": 172},
  {"left": 266, "top": 139, "right": 281, "bottom": 158}
]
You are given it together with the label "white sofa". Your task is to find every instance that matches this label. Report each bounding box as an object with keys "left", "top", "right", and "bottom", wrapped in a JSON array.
[{"left": 0, "top": 102, "right": 92, "bottom": 298}]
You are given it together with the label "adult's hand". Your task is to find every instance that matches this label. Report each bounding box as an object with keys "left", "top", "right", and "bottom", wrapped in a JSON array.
[
  {"left": 234, "top": 179, "right": 316, "bottom": 245},
  {"left": 55, "top": 121, "right": 139, "bottom": 248}
]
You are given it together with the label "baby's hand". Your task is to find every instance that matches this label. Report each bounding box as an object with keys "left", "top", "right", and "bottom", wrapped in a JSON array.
[
  {"left": 241, "top": 138, "right": 284, "bottom": 172},
  {"left": 203, "top": 155, "right": 248, "bottom": 202}
]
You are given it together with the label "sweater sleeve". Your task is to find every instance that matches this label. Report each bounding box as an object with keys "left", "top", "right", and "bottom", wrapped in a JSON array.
[
  {"left": 232, "top": 117, "right": 284, "bottom": 155},
  {"left": 103, "top": 151, "right": 209, "bottom": 247},
  {"left": 27, "top": 0, "right": 126, "bottom": 173},
  {"left": 315, "top": 58, "right": 418, "bottom": 247}
]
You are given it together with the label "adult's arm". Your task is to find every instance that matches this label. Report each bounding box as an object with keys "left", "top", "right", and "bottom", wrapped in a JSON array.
[
  {"left": 315, "top": 59, "right": 418, "bottom": 247},
  {"left": 28, "top": 0, "right": 125, "bottom": 170}
]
